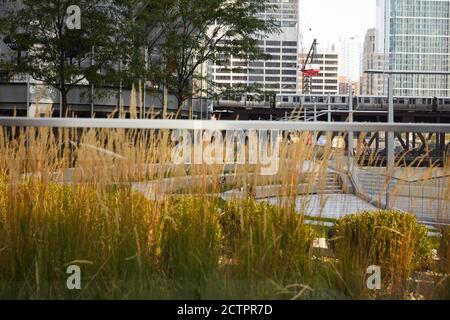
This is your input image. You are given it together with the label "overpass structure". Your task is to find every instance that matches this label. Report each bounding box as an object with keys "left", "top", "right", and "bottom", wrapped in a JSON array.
[
  {"left": 212, "top": 93, "right": 450, "bottom": 166},
  {"left": 0, "top": 82, "right": 209, "bottom": 119}
]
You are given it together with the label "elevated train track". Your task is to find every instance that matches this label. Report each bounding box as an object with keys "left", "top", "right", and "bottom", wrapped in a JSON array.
[
  {"left": 213, "top": 94, "right": 450, "bottom": 122},
  {"left": 213, "top": 94, "right": 450, "bottom": 167}
]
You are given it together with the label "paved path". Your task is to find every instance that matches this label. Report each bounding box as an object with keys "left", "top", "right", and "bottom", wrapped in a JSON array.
[{"left": 260, "top": 194, "right": 378, "bottom": 220}]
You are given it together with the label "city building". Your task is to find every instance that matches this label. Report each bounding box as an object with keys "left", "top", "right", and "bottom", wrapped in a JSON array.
[
  {"left": 211, "top": 0, "right": 299, "bottom": 96},
  {"left": 376, "top": 0, "right": 450, "bottom": 96},
  {"left": 298, "top": 51, "right": 339, "bottom": 95},
  {"left": 361, "top": 28, "right": 386, "bottom": 95},
  {"left": 338, "top": 76, "right": 360, "bottom": 95},
  {"left": 337, "top": 35, "right": 362, "bottom": 82}
]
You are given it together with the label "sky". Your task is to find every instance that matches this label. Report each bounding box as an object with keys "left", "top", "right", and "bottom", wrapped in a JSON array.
[{"left": 300, "top": 0, "right": 377, "bottom": 50}]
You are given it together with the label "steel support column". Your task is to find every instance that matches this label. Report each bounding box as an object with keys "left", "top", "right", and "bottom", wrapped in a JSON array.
[
  {"left": 387, "top": 75, "right": 395, "bottom": 167},
  {"left": 348, "top": 90, "right": 354, "bottom": 156}
]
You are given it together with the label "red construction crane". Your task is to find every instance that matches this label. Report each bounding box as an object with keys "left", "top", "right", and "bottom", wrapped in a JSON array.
[{"left": 300, "top": 39, "right": 320, "bottom": 94}]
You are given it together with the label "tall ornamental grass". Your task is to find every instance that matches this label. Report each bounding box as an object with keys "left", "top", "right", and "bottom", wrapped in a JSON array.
[{"left": 331, "top": 210, "right": 432, "bottom": 299}]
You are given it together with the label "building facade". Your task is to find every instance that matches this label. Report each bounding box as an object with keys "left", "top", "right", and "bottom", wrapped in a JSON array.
[
  {"left": 361, "top": 28, "right": 386, "bottom": 95},
  {"left": 377, "top": 0, "right": 450, "bottom": 96},
  {"left": 338, "top": 76, "right": 360, "bottom": 95},
  {"left": 337, "top": 35, "right": 362, "bottom": 82},
  {"left": 298, "top": 51, "right": 339, "bottom": 95},
  {"left": 211, "top": 0, "right": 299, "bottom": 96}
]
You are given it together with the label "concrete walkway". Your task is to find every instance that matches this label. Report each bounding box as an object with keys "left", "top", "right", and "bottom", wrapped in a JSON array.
[{"left": 260, "top": 194, "right": 378, "bottom": 220}]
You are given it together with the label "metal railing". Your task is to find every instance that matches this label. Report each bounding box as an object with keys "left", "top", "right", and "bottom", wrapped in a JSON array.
[
  {"left": 354, "top": 166, "right": 450, "bottom": 224},
  {"left": 0, "top": 117, "right": 449, "bottom": 132}
]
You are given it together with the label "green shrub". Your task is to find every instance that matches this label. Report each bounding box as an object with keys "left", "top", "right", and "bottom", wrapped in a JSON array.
[{"left": 332, "top": 209, "right": 432, "bottom": 298}]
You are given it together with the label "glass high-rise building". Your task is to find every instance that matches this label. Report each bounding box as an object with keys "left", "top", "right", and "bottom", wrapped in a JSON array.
[
  {"left": 376, "top": 0, "right": 450, "bottom": 96},
  {"left": 211, "top": 0, "right": 299, "bottom": 96}
]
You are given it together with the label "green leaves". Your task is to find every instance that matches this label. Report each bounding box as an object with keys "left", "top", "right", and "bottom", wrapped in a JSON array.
[
  {"left": 148, "top": 0, "right": 278, "bottom": 112},
  {"left": 0, "top": 0, "right": 278, "bottom": 117},
  {"left": 0, "top": 0, "right": 128, "bottom": 113}
]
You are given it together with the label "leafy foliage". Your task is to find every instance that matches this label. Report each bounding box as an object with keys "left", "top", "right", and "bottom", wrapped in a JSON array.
[
  {"left": 149, "top": 0, "right": 278, "bottom": 114},
  {"left": 0, "top": 0, "right": 129, "bottom": 114}
]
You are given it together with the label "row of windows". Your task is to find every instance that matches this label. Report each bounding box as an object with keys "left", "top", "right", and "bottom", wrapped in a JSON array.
[
  {"left": 248, "top": 62, "right": 297, "bottom": 68},
  {"left": 223, "top": 83, "right": 295, "bottom": 90},
  {"left": 389, "top": 53, "right": 450, "bottom": 69},
  {"left": 312, "top": 79, "right": 338, "bottom": 84},
  {"left": 390, "top": 0, "right": 450, "bottom": 19},
  {"left": 319, "top": 60, "right": 339, "bottom": 65},
  {"left": 266, "top": 47, "right": 298, "bottom": 53},
  {"left": 311, "top": 86, "right": 339, "bottom": 90},
  {"left": 316, "top": 73, "right": 338, "bottom": 78},
  {"left": 262, "top": 40, "right": 298, "bottom": 47},
  {"left": 272, "top": 21, "right": 297, "bottom": 27},
  {"left": 215, "top": 85, "right": 295, "bottom": 93},
  {"left": 216, "top": 61, "right": 298, "bottom": 68},
  {"left": 313, "top": 54, "right": 338, "bottom": 60},
  {"left": 389, "top": 35, "right": 450, "bottom": 54},
  {"left": 233, "top": 69, "right": 297, "bottom": 75},
  {"left": 216, "top": 76, "right": 297, "bottom": 83},
  {"left": 390, "top": 17, "right": 449, "bottom": 36},
  {"left": 268, "top": 55, "right": 297, "bottom": 61},
  {"left": 248, "top": 76, "right": 297, "bottom": 82}
]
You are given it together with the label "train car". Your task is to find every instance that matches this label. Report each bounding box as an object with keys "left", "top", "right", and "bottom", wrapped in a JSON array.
[
  {"left": 275, "top": 94, "right": 300, "bottom": 109},
  {"left": 357, "top": 96, "right": 387, "bottom": 110},
  {"left": 302, "top": 95, "right": 350, "bottom": 111},
  {"left": 216, "top": 93, "right": 450, "bottom": 112},
  {"left": 275, "top": 94, "right": 350, "bottom": 110},
  {"left": 393, "top": 97, "right": 410, "bottom": 111},
  {"left": 213, "top": 95, "right": 245, "bottom": 109},
  {"left": 407, "top": 97, "right": 430, "bottom": 112},
  {"left": 437, "top": 97, "right": 450, "bottom": 112},
  {"left": 214, "top": 94, "right": 273, "bottom": 109},
  {"left": 356, "top": 96, "right": 435, "bottom": 112},
  {"left": 328, "top": 95, "right": 350, "bottom": 106}
]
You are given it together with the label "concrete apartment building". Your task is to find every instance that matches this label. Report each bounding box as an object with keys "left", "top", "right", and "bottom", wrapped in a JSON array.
[
  {"left": 211, "top": 0, "right": 300, "bottom": 96},
  {"left": 337, "top": 35, "right": 362, "bottom": 83},
  {"left": 338, "top": 75, "right": 360, "bottom": 95},
  {"left": 360, "top": 28, "right": 386, "bottom": 95},
  {"left": 298, "top": 51, "right": 339, "bottom": 95},
  {"left": 377, "top": 0, "right": 450, "bottom": 96}
]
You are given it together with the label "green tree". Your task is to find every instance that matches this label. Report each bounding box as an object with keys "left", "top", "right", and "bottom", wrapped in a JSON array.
[
  {"left": 114, "top": 0, "right": 168, "bottom": 86},
  {"left": 0, "top": 0, "right": 127, "bottom": 116},
  {"left": 150, "top": 0, "right": 278, "bottom": 117}
]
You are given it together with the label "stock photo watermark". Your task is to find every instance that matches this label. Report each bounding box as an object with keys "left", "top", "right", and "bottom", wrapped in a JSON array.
[
  {"left": 366, "top": 265, "right": 381, "bottom": 291},
  {"left": 66, "top": 265, "right": 81, "bottom": 290},
  {"left": 30, "top": 5, "right": 81, "bottom": 30},
  {"left": 66, "top": 5, "right": 81, "bottom": 30},
  {"left": 171, "top": 129, "right": 281, "bottom": 175}
]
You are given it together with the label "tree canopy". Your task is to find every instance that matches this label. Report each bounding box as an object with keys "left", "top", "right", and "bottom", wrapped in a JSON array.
[
  {"left": 0, "top": 0, "right": 131, "bottom": 115},
  {"left": 0, "top": 0, "right": 278, "bottom": 117},
  {"left": 150, "top": 0, "right": 278, "bottom": 115}
]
